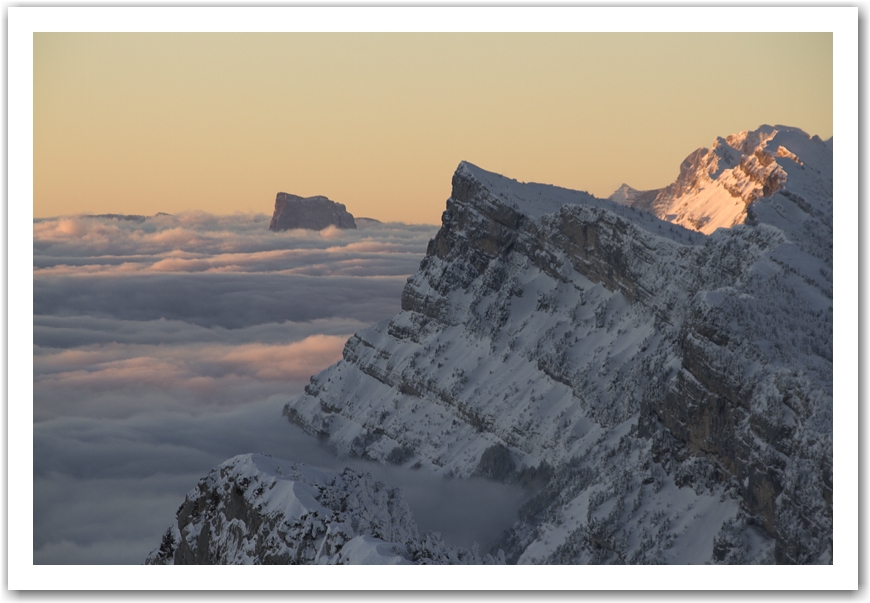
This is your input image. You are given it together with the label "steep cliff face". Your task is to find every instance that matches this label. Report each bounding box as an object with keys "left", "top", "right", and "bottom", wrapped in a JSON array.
[
  {"left": 146, "top": 454, "right": 503, "bottom": 565},
  {"left": 284, "top": 126, "right": 832, "bottom": 564},
  {"left": 269, "top": 193, "right": 357, "bottom": 231}
]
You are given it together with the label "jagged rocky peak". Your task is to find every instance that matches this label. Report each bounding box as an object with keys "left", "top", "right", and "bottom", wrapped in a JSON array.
[
  {"left": 609, "top": 125, "right": 830, "bottom": 235},
  {"left": 146, "top": 453, "right": 503, "bottom": 565},
  {"left": 285, "top": 132, "right": 832, "bottom": 564},
  {"left": 269, "top": 192, "right": 357, "bottom": 231}
]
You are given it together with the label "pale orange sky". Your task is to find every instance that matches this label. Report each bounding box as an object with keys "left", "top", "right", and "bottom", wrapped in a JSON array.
[{"left": 34, "top": 33, "right": 832, "bottom": 224}]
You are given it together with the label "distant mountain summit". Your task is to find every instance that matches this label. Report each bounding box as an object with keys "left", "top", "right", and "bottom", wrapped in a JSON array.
[
  {"left": 269, "top": 193, "right": 357, "bottom": 231},
  {"left": 82, "top": 212, "right": 173, "bottom": 222},
  {"left": 608, "top": 183, "right": 660, "bottom": 213},
  {"left": 609, "top": 125, "right": 831, "bottom": 235}
]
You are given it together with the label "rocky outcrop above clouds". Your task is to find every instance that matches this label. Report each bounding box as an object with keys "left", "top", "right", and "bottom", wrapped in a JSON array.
[{"left": 269, "top": 193, "right": 356, "bottom": 231}]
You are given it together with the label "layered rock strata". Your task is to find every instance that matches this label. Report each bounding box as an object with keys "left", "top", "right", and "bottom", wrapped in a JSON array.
[{"left": 285, "top": 126, "right": 833, "bottom": 564}]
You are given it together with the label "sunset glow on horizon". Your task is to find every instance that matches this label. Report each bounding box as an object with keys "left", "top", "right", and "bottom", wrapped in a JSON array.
[{"left": 34, "top": 32, "right": 832, "bottom": 224}]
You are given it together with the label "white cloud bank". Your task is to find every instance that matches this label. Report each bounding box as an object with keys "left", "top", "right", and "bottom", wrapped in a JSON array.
[{"left": 33, "top": 212, "right": 523, "bottom": 564}]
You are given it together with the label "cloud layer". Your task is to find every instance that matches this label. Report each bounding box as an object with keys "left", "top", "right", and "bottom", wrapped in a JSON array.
[{"left": 33, "top": 213, "right": 523, "bottom": 564}]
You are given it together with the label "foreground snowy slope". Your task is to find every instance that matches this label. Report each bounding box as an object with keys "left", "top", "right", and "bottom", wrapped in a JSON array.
[
  {"left": 284, "top": 125, "right": 832, "bottom": 564},
  {"left": 146, "top": 453, "right": 503, "bottom": 565}
]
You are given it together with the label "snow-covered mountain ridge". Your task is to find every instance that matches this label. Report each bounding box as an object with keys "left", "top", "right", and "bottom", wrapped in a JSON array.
[
  {"left": 608, "top": 125, "right": 832, "bottom": 235},
  {"left": 284, "top": 125, "right": 832, "bottom": 563},
  {"left": 150, "top": 125, "right": 832, "bottom": 564}
]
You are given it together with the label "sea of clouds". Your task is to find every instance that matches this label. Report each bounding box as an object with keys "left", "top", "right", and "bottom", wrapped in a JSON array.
[{"left": 32, "top": 212, "right": 523, "bottom": 564}]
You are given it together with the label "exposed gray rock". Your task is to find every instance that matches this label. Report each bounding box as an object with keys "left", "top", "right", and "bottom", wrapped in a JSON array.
[{"left": 269, "top": 193, "right": 356, "bottom": 231}]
